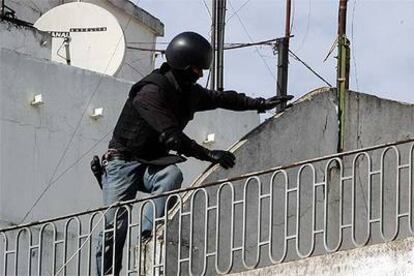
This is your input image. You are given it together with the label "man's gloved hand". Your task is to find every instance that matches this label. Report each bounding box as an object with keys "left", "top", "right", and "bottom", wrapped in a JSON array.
[
  {"left": 257, "top": 95, "right": 294, "bottom": 113},
  {"left": 207, "top": 150, "right": 236, "bottom": 169}
]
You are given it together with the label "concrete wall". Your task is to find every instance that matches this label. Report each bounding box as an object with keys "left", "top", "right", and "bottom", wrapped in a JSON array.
[
  {"left": 0, "top": 21, "right": 51, "bottom": 60},
  {"left": 0, "top": 48, "right": 259, "bottom": 226},
  {"left": 159, "top": 88, "right": 414, "bottom": 275},
  {"left": 0, "top": 48, "right": 132, "bottom": 224},
  {"left": 231, "top": 236, "right": 414, "bottom": 276}
]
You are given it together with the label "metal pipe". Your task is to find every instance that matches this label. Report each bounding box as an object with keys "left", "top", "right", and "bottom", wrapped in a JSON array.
[
  {"left": 1, "top": 0, "right": 5, "bottom": 18},
  {"left": 210, "top": 0, "right": 217, "bottom": 90},
  {"left": 285, "top": 0, "right": 292, "bottom": 38},
  {"left": 216, "top": 0, "right": 226, "bottom": 91},
  {"left": 338, "top": 0, "right": 348, "bottom": 37},
  {"left": 337, "top": 0, "right": 350, "bottom": 152},
  {"left": 276, "top": 0, "right": 292, "bottom": 113}
]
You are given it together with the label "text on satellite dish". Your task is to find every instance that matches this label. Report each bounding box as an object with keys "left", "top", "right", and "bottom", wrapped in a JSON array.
[
  {"left": 69, "top": 27, "right": 107, "bottom": 33},
  {"left": 50, "top": 31, "right": 70, "bottom": 38}
]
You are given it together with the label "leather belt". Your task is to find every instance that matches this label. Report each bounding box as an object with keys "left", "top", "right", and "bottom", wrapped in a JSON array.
[{"left": 102, "top": 149, "right": 133, "bottom": 163}]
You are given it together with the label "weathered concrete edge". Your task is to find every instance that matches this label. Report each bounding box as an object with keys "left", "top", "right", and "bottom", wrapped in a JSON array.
[
  {"left": 107, "top": 0, "right": 164, "bottom": 36},
  {"left": 0, "top": 47, "right": 135, "bottom": 86},
  {"left": 229, "top": 237, "right": 414, "bottom": 276},
  {"left": 188, "top": 86, "right": 334, "bottom": 187}
]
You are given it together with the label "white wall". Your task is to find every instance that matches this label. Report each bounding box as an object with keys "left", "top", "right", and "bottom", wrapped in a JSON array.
[
  {"left": 0, "top": 47, "right": 258, "bottom": 225},
  {"left": 232, "top": 237, "right": 414, "bottom": 276},
  {"left": 0, "top": 21, "right": 51, "bottom": 60}
]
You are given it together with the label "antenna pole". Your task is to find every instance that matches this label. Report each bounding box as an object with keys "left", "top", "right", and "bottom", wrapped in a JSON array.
[
  {"left": 276, "top": 0, "right": 291, "bottom": 113},
  {"left": 337, "top": 0, "right": 350, "bottom": 152},
  {"left": 1, "top": 0, "right": 5, "bottom": 18},
  {"left": 210, "top": 0, "right": 226, "bottom": 91},
  {"left": 64, "top": 37, "right": 71, "bottom": 65},
  {"left": 210, "top": 0, "right": 216, "bottom": 90},
  {"left": 216, "top": 0, "right": 226, "bottom": 91}
]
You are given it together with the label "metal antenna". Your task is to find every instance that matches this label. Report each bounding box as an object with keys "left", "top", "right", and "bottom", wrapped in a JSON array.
[
  {"left": 210, "top": 0, "right": 216, "bottom": 90},
  {"left": 275, "top": 0, "right": 292, "bottom": 113},
  {"left": 210, "top": 0, "right": 227, "bottom": 91},
  {"left": 337, "top": 0, "right": 350, "bottom": 152}
]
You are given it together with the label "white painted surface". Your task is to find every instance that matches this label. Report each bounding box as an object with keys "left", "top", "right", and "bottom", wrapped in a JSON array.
[
  {"left": 0, "top": 21, "right": 51, "bottom": 60},
  {"left": 34, "top": 2, "right": 126, "bottom": 76},
  {"left": 231, "top": 237, "right": 414, "bottom": 276},
  {"left": 0, "top": 48, "right": 259, "bottom": 225}
]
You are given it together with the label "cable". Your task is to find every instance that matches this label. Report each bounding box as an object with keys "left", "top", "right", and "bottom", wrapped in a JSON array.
[
  {"left": 20, "top": 129, "right": 112, "bottom": 223},
  {"left": 19, "top": 15, "right": 135, "bottom": 224},
  {"left": 127, "top": 39, "right": 280, "bottom": 53},
  {"left": 23, "top": 0, "right": 43, "bottom": 15},
  {"left": 294, "top": 0, "right": 312, "bottom": 52},
  {"left": 56, "top": 39, "right": 66, "bottom": 60},
  {"left": 54, "top": 201, "right": 119, "bottom": 276},
  {"left": 48, "top": 131, "right": 112, "bottom": 185},
  {"left": 205, "top": 69, "right": 211, "bottom": 89},
  {"left": 226, "top": 0, "right": 251, "bottom": 23},
  {"left": 202, "top": 0, "right": 212, "bottom": 19},
  {"left": 223, "top": 38, "right": 278, "bottom": 50},
  {"left": 127, "top": 45, "right": 165, "bottom": 53},
  {"left": 128, "top": 41, "right": 169, "bottom": 45},
  {"left": 351, "top": 0, "right": 360, "bottom": 90},
  {"left": 289, "top": 49, "right": 333, "bottom": 87},
  {"left": 228, "top": 0, "right": 276, "bottom": 81},
  {"left": 124, "top": 61, "right": 146, "bottom": 78}
]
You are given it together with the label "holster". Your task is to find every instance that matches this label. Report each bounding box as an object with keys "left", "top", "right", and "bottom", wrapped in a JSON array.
[{"left": 90, "top": 155, "right": 103, "bottom": 189}]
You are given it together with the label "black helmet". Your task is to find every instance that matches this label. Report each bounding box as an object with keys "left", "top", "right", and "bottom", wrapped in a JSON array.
[{"left": 166, "top": 32, "right": 213, "bottom": 70}]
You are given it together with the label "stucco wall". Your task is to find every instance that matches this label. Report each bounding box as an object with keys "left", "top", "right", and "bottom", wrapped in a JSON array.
[
  {"left": 231, "top": 237, "right": 414, "bottom": 276},
  {"left": 158, "top": 88, "right": 414, "bottom": 275},
  {"left": 0, "top": 48, "right": 259, "bottom": 226},
  {"left": 0, "top": 21, "right": 51, "bottom": 60}
]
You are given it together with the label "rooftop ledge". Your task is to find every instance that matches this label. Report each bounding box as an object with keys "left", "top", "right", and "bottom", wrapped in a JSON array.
[{"left": 108, "top": 0, "right": 164, "bottom": 36}]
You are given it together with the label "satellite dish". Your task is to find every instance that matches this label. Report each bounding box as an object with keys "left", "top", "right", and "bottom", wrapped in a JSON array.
[{"left": 34, "top": 2, "right": 125, "bottom": 76}]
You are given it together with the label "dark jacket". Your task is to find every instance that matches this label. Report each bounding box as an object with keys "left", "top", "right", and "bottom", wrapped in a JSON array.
[{"left": 109, "top": 64, "right": 261, "bottom": 164}]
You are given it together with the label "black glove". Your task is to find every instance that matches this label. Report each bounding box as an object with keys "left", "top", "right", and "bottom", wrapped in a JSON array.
[
  {"left": 257, "top": 94, "right": 294, "bottom": 113},
  {"left": 207, "top": 150, "right": 236, "bottom": 169}
]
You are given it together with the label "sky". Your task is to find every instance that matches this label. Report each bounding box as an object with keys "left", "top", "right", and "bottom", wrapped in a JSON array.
[{"left": 131, "top": 0, "right": 414, "bottom": 106}]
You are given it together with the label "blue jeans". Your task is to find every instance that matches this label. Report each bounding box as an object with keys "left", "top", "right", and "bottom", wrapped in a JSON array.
[{"left": 95, "top": 160, "right": 183, "bottom": 276}]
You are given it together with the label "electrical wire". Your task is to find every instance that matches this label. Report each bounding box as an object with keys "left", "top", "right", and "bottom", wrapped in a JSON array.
[
  {"left": 125, "top": 61, "right": 146, "bottom": 78},
  {"left": 226, "top": 0, "right": 251, "bottom": 23},
  {"left": 56, "top": 39, "right": 67, "bottom": 61},
  {"left": 128, "top": 41, "right": 169, "bottom": 45},
  {"left": 49, "top": 131, "right": 112, "bottom": 185},
  {"left": 294, "top": 0, "right": 312, "bottom": 52},
  {"left": 19, "top": 15, "right": 135, "bottom": 224},
  {"left": 20, "top": 129, "right": 112, "bottom": 224},
  {"left": 127, "top": 45, "right": 165, "bottom": 53},
  {"left": 289, "top": 49, "right": 333, "bottom": 87},
  {"left": 202, "top": 0, "right": 212, "bottom": 19},
  {"left": 228, "top": 0, "right": 276, "bottom": 81},
  {"left": 26, "top": 0, "right": 43, "bottom": 15},
  {"left": 127, "top": 39, "right": 280, "bottom": 53},
  {"left": 54, "top": 201, "right": 119, "bottom": 276},
  {"left": 223, "top": 38, "right": 278, "bottom": 50}
]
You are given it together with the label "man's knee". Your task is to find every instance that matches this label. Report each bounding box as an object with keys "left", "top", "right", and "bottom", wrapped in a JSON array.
[
  {"left": 160, "top": 165, "right": 183, "bottom": 191},
  {"left": 162, "top": 165, "right": 183, "bottom": 190}
]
